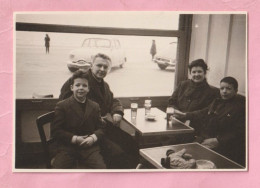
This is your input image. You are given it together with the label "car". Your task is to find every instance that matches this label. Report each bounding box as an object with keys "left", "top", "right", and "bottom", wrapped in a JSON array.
[
  {"left": 153, "top": 42, "right": 177, "bottom": 70},
  {"left": 67, "top": 38, "right": 127, "bottom": 72}
]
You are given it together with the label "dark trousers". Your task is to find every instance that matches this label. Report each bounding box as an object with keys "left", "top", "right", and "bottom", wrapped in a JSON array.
[
  {"left": 52, "top": 144, "right": 106, "bottom": 169},
  {"left": 100, "top": 126, "right": 140, "bottom": 169}
]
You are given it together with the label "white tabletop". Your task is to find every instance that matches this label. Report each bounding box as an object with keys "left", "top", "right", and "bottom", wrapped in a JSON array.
[{"left": 123, "top": 107, "right": 194, "bottom": 136}]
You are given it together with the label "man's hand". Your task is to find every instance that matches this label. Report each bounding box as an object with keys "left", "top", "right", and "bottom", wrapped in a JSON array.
[
  {"left": 100, "top": 116, "right": 107, "bottom": 125},
  {"left": 201, "top": 138, "right": 219, "bottom": 149},
  {"left": 113, "top": 114, "right": 122, "bottom": 125},
  {"left": 79, "top": 136, "right": 95, "bottom": 148}
]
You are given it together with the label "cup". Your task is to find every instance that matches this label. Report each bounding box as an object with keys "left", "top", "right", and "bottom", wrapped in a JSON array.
[
  {"left": 196, "top": 160, "right": 216, "bottom": 169},
  {"left": 131, "top": 103, "right": 138, "bottom": 118},
  {"left": 144, "top": 99, "right": 152, "bottom": 116},
  {"left": 166, "top": 106, "right": 174, "bottom": 126}
]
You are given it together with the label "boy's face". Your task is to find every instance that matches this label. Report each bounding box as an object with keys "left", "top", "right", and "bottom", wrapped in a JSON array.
[
  {"left": 70, "top": 78, "right": 89, "bottom": 101},
  {"left": 220, "top": 82, "right": 237, "bottom": 100},
  {"left": 91, "top": 57, "right": 109, "bottom": 80}
]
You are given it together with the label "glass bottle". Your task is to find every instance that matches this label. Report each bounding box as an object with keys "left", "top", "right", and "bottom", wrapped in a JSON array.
[{"left": 144, "top": 99, "right": 152, "bottom": 116}]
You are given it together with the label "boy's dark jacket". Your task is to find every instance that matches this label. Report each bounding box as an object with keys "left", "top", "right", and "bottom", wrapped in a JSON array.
[
  {"left": 51, "top": 96, "right": 104, "bottom": 146},
  {"left": 186, "top": 95, "right": 246, "bottom": 165}
]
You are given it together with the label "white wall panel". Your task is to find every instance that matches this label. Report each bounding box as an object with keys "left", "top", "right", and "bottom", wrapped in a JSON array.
[
  {"left": 207, "top": 15, "right": 231, "bottom": 87},
  {"left": 226, "top": 15, "right": 246, "bottom": 95},
  {"left": 189, "top": 14, "right": 246, "bottom": 95}
]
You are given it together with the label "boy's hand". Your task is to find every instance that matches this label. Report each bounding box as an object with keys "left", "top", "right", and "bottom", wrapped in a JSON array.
[
  {"left": 79, "top": 136, "right": 95, "bottom": 148},
  {"left": 74, "top": 135, "right": 89, "bottom": 145},
  {"left": 113, "top": 114, "right": 122, "bottom": 125}
]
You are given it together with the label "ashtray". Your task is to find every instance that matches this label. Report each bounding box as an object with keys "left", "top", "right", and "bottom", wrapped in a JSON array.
[
  {"left": 196, "top": 160, "right": 216, "bottom": 169},
  {"left": 145, "top": 114, "right": 156, "bottom": 121}
]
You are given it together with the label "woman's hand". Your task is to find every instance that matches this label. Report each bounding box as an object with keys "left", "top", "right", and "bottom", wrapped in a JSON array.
[
  {"left": 172, "top": 109, "right": 186, "bottom": 119},
  {"left": 201, "top": 138, "right": 219, "bottom": 149}
]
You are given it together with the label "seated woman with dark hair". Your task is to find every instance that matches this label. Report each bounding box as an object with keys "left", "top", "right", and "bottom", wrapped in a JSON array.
[
  {"left": 169, "top": 59, "right": 219, "bottom": 113},
  {"left": 173, "top": 77, "right": 246, "bottom": 166},
  {"left": 168, "top": 59, "right": 219, "bottom": 139}
]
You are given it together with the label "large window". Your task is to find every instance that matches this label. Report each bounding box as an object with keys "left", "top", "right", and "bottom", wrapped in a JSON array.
[{"left": 15, "top": 12, "right": 181, "bottom": 98}]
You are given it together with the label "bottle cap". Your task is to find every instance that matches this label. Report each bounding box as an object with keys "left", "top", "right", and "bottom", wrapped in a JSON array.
[{"left": 131, "top": 103, "right": 138, "bottom": 108}]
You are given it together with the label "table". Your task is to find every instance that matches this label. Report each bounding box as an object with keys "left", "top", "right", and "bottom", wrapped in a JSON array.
[
  {"left": 123, "top": 108, "right": 194, "bottom": 147},
  {"left": 140, "top": 142, "right": 245, "bottom": 170}
]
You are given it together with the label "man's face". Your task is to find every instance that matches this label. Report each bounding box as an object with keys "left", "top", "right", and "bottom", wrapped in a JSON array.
[
  {"left": 91, "top": 57, "right": 110, "bottom": 80},
  {"left": 70, "top": 78, "right": 89, "bottom": 101},
  {"left": 220, "top": 82, "right": 237, "bottom": 100}
]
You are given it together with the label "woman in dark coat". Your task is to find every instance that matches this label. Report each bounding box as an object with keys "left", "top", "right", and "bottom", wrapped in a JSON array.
[{"left": 168, "top": 59, "right": 219, "bottom": 131}]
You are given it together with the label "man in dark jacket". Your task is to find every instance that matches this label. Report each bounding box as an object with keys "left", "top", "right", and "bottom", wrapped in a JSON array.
[
  {"left": 59, "top": 53, "right": 139, "bottom": 169},
  {"left": 173, "top": 77, "right": 246, "bottom": 166}
]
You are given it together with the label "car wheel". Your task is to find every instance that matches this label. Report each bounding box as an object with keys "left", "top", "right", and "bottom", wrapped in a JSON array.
[
  {"left": 120, "top": 57, "right": 126, "bottom": 68},
  {"left": 158, "top": 64, "right": 168, "bottom": 70},
  {"left": 68, "top": 67, "right": 77, "bottom": 72}
]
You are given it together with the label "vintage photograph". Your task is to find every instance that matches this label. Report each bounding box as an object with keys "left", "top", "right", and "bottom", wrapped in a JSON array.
[{"left": 14, "top": 12, "right": 247, "bottom": 171}]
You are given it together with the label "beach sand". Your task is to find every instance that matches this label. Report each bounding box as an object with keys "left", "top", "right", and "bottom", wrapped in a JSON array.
[{"left": 15, "top": 42, "right": 175, "bottom": 98}]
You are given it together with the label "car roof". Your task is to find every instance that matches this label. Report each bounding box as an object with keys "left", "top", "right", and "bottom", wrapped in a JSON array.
[{"left": 84, "top": 38, "right": 118, "bottom": 41}]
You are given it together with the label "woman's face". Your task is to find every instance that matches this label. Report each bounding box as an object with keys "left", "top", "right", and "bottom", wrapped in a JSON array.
[{"left": 190, "top": 66, "right": 206, "bottom": 83}]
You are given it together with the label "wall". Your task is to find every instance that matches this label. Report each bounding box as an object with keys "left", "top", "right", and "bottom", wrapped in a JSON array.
[{"left": 189, "top": 14, "right": 247, "bottom": 95}]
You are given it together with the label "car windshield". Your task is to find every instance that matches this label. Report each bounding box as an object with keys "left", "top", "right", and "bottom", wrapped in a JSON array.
[
  {"left": 91, "top": 39, "right": 111, "bottom": 48},
  {"left": 82, "top": 38, "right": 111, "bottom": 48}
]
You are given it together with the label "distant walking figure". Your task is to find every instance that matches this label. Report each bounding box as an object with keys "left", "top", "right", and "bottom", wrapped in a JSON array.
[
  {"left": 150, "top": 40, "right": 157, "bottom": 60},
  {"left": 44, "top": 34, "right": 50, "bottom": 54}
]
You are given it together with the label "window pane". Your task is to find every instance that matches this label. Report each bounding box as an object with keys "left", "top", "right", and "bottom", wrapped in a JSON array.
[
  {"left": 16, "top": 31, "right": 177, "bottom": 98},
  {"left": 15, "top": 12, "right": 179, "bottom": 98}
]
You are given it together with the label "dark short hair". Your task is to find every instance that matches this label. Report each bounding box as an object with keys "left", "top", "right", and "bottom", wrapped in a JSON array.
[
  {"left": 71, "top": 70, "right": 89, "bottom": 85},
  {"left": 188, "top": 59, "right": 208, "bottom": 73},
  {"left": 220, "top": 76, "right": 238, "bottom": 91},
  {"left": 93, "top": 53, "right": 111, "bottom": 63}
]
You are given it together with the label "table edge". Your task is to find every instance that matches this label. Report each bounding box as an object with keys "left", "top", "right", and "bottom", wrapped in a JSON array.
[{"left": 139, "top": 142, "right": 245, "bottom": 169}]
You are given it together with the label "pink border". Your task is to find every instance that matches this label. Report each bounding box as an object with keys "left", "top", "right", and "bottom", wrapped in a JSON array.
[{"left": 1, "top": 0, "right": 258, "bottom": 187}]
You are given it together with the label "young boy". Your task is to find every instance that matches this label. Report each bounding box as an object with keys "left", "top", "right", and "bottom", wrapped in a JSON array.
[
  {"left": 51, "top": 70, "right": 106, "bottom": 169},
  {"left": 173, "top": 77, "right": 246, "bottom": 166}
]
